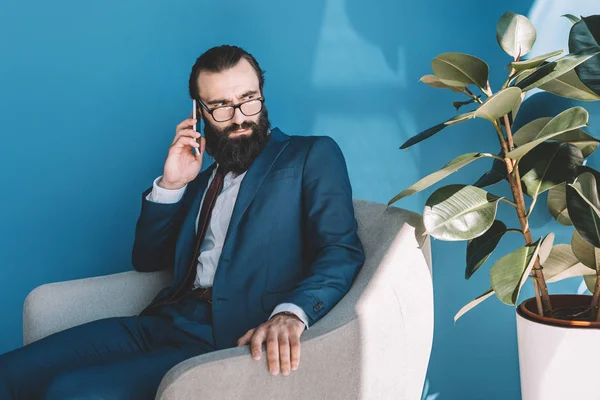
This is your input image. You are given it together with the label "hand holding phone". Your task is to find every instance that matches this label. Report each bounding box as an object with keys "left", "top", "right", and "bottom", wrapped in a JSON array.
[{"left": 158, "top": 101, "right": 206, "bottom": 190}]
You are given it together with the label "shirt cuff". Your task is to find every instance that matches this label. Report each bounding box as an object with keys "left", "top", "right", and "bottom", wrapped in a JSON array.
[
  {"left": 146, "top": 176, "right": 187, "bottom": 204},
  {"left": 269, "top": 303, "right": 310, "bottom": 330}
]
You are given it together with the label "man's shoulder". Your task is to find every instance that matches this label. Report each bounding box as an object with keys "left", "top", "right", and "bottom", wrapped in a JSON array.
[
  {"left": 272, "top": 128, "right": 345, "bottom": 170},
  {"left": 279, "top": 130, "right": 340, "bottom": 154}
]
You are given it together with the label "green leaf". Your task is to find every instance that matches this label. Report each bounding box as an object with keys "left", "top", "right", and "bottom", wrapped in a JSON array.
[
  {"left": 563, "top": 14, "right": 581, "bottom": 24},
  {"left": 423, "top": 185, "right": 502, "bottom": 241},
  {"left": 571, "top": 229, "right": 600, "bottom": 270},
  {"left": 454, "top": 288, "right": 495, "bottom": 322},
  {"left": 554, "top": 127, "right": 600, "bottom": 157},
  {"left": 511, "top": 50, "right": 563, "bottom": 71},
  {"left": 569, "top": 15, "right": 600, "bottom": 96},
  {"left": 496, "top": 12, "right": 537, "bottom": 58},
  {"left": 474, "top": 87, "right": 523, "bottom": 121},
  {"left": 516, "top": 48, "right": 600, "bottom": 92},
  {"left": 400, "top": 111, "right": 475, "bottom": 149},
  {"left": 585, "top": 275, "right": 597, "bottom": 293},
  {"left": 548, "top": 183, "right": 573, "bottom": 226},
  {"left": 490, "top": 238, "right": 543, "bottom": 306},
  {"left": 512, "top": 117, "right": 552, "bottom": 147},
  {"left": 542, "top": 243, "right": 594, "bottom": 283},
  {"left": 539, "top": 69, "right": 600, "bottom": 101},
  {"left": 473, "top": 155, "right": 507, "bottom": 188},
  {"left": 473, "top": 170, "right": 505, "bottom": 188},
  {"left": 512, "top": 117, "right": 598, "bottom": 157},
  {"left": 388, "top": 152, "right": 494, "bottom": 205},
  {"left": 419, "top": 74, "right": 466, "bottom": 93},
  {"left": 453, "top": 97, "right": 480, "bottom": 111},
  {"left": 519, "top": 142, "right": 584, "bottom": 199},
  {"left": 512, "top": 66, "right": 539, "bottom": 87},
  {"left": 465, "top": 220, "right": 507, "bottom": 279},
  {"left": 506, "top": 106, "right": 589, "bottom": 159},
  {"left": 513, "top": 117, "right": 600, "bottom": 158},
  {"left": 567, "top": 171, "right": 600, "bottom": 247},
  {"left": 510, "top": 90, "right": 526, "bottom": 123},
  {"left": 431, "top": 52, "right": 489, "bottom": 88},
  {"left": 539, "top": 233, "right": 556, "bottom": 265}
]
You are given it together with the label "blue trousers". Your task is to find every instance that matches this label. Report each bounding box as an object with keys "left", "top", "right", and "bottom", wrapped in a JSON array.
[{"left": 0, "top": 296, "right": 217, "bottom": 399}]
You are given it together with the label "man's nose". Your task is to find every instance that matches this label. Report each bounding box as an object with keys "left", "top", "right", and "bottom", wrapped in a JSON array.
[{"left": 232, "top": 107, "right": 246, "bottom": 125}]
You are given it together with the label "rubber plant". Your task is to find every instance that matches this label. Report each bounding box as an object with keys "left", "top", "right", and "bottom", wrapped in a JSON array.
[{"left": 389, "top": 12, "right": 600, "bottom": 321}]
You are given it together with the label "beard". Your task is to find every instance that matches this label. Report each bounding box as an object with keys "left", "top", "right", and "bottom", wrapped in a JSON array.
[{"left": 202, "top": 107, "right": 271, "bottom": 174}]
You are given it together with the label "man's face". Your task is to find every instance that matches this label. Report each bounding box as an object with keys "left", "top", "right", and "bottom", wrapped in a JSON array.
[{"left": 196, "top": 58, "right": 271, "bottom": 174}]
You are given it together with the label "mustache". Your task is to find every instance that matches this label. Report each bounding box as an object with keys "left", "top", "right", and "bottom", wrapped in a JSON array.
[{"left": 222, "top": 121, "right": 258, "bottom": 136}]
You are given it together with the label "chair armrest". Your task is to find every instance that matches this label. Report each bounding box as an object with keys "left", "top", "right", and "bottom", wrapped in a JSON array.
[
  {"left": 157, "top": 318, "right": 364, "bottom": 400},
  {"left": 23, "top": 270, "right": 172, "bottom": 345}
]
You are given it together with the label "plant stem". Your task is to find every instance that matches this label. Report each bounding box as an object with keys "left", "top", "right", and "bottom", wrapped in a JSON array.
[
  {"left": 502, "top": 67, "right": 517, "bottom": 90},
  {"left": 532, "top": 279, "right": 544, "bottom": 317},
  {"left": 499, "top": 198, "right": 518, "bottom": 207},
  {"left": 463, "top": 87, "right": 484, "bottom": 104},
  {"left": 491, "top": 119, "right": 553, "bottom": 316},
  {"left": 592, "top": 276, "right": 600, "bottom": 321},
  {"left": 509, "top": 156, "right": 553, "bottom": 315},
  {"left": 492, "top": 122, "right": 509, "bottom": 154},
  {"left": 591, "top": 249, "right": 600, "bottom": 321},
  {"left": 489, "top": 154, "right": 506, "bottom": 162},
  {"left": 503, "top": 115, "right": 515, "bottom": 152}
]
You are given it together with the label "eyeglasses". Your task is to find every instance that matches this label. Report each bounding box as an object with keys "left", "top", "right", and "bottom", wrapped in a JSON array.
[{"left": 197, "top": 97, "right": 265, "bottom": 123}]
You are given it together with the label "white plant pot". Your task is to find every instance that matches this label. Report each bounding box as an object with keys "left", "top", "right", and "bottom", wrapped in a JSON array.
[{"left": 516, "top": 295, "right": 600, "bottom": 400}]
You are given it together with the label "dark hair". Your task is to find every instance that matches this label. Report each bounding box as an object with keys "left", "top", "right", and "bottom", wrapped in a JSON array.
[{"left": 188, "top": 45, "right": 265, "bottom": 101}]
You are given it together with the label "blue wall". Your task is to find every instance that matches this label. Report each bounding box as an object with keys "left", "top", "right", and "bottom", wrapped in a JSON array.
[{"left": 1, "top": 1, "right": 599, "bottom": 399}]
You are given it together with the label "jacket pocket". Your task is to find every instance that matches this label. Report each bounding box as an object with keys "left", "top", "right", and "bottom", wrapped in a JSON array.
[{"left": 263, "top": 167, "right": 297, "bottom": 183}]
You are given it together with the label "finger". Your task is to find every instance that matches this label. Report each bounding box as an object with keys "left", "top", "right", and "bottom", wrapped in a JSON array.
[
  {"left": 172, "top": 128, "right": 201, "bottom": 145},
  {"left": 176, "top": 118, "right": 197, "bottom": 135},
  {"left": 266, "top": 330, "right": 280, "bottom": 375},
  {"left": 250, "top": 329, "right": 266, "bottom": 360},
  {"left": 236, "top": 329, "right": 255, "bottom": 347},
  {"left": 289, "top": 336, "right": 301, "bottom": 371},
  {"left": 171, "top": 136, "right": 199, "bottom": 153},
  {"left": 278, "top": 333, "right": 291, "bottom": 376},
  {"left": 197, "top": 136, "right": 206, "bottom": 155}
]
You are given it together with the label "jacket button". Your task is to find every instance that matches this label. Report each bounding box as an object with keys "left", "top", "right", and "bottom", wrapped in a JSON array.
[{"left": 313, "top": 301, "right": 324, "bottom": 313}]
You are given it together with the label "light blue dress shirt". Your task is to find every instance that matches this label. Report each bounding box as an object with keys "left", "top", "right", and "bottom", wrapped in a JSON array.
[{"left": 146, "top": 166, "right": 309, "bottom": 329}]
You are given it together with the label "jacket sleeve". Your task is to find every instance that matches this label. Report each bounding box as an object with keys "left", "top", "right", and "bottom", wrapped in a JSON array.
[
  {"left": 281, "top": 136, "right": 366, "bottom": 325},
  {"left": 131, "top": 182, "right": 187, "bottom": 272}
]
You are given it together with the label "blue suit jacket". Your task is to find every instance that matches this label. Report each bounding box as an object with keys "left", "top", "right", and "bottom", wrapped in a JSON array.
[{"left": 131, "top": 127, "right": 365, "bottom": 350}]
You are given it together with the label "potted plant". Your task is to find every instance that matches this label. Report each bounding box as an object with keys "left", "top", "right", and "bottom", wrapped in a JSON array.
[{"left": 389, "top": 12, "right": 600, "bottom": 400}]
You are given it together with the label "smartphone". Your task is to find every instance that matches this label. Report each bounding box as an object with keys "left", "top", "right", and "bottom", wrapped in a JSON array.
[{"left": 193, "top": 100, "right": 203, "bottom": 155}]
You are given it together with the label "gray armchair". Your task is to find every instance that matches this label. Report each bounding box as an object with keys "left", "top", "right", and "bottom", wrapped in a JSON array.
[{"left": 23, "top": 199, "right": 433, "bottom": 400}]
